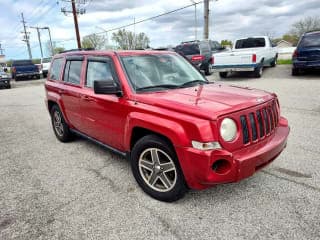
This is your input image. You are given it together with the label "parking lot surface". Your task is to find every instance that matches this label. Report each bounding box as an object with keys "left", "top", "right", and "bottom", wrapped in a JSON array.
[{"left": 0, "top": 65, "right": 320, "bottom": 240}]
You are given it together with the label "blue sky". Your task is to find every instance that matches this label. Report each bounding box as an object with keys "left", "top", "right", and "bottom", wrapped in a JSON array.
[{"left": 0, "top": 0, "right": 319, "bottom": 60}]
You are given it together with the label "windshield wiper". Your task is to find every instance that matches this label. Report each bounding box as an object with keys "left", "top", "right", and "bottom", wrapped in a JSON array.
[
  {"left": 136, "top": 84, "right": 180, "bottom": 92},
  {"left": 179, "top": 80, "right": 208, "bottom": 88}
]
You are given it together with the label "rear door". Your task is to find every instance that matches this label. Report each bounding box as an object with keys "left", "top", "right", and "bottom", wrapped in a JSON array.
[
  {"left": 60, "top": 56, "right": 84, "bottom": 130},
  {"left": 80, "top": 55, "right": 127, "bottom": 150}
]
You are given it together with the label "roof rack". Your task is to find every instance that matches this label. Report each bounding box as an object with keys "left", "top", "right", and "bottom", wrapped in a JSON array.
[{"left": 59, "top": 48, "right": 95, "bottom": 53}]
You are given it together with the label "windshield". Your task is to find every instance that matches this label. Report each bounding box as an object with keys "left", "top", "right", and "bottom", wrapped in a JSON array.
[
  {"left": 300, "top": 34, "right": 320, "bottom": 48},
  {"left": 121, "top": 53, "right": 207, "bottom": 92},
  {"left": 235, "top": 38, "right": 266, "bottom": 49}
]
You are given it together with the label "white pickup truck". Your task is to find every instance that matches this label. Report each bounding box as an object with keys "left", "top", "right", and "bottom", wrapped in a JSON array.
[{"left": 212, "top": 36, "right": 278, "bottom": 78}]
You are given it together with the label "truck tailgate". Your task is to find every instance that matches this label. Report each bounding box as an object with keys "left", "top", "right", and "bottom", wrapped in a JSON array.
[{"left": 213, "top": 51, "right": 253, "bottom": 66}]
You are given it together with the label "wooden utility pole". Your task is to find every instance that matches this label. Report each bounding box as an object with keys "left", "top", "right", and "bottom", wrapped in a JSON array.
[
  {"left": 71, "top": 0, "right": 81, "bottom": 48},
  {"left": 30, "top": 27, "right": 44, "bottom": 59},
  {"left": 203, "top": 0, "right": 209, "bottom": 40},
  {"left": 21, "top": 13, "right": 32, "bottom": 59}
]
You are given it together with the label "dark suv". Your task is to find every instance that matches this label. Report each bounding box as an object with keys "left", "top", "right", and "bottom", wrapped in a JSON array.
[
  {"left": 175, "top": 40, "right": 224, "bottom": 75},
  {"left": 292, "top": 30, "right": 320, "bottom": 75}
]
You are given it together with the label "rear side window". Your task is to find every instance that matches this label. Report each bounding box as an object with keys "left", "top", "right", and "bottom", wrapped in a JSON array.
[
  {"left": 50, "top": 58, "right": 63, "bottom": 80},
  {"left": 86, "top": 60, "right": 114, "bottom": 88},
  {"left": 63, "top": 60, "right": 82, "bottom": 85},
  {"left": 300, "top": 34, "right": 320, "bottom": 48},
  {"left": 235, "top": 38, "right": 266, "bottom": 49},
  {"left": 175, "top": 44, "right": 200, "bottom": 55}
]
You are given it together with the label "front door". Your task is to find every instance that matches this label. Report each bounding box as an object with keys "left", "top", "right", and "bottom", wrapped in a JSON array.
[{"left": 80, "top": 56, "right": 127, "bottom": 151}]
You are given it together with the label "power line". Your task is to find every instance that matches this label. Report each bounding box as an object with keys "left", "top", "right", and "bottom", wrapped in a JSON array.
[{"left": 91, "top": 1, "right": 204, "bottom": 36}]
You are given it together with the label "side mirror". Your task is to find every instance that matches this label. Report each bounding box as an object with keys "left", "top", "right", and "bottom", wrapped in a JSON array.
[
  {"left": 94, "top": 80, "right": 122, "bottom": 96},
  {"left": 272, "top": 43, "right": 277, "bottom": 48}
]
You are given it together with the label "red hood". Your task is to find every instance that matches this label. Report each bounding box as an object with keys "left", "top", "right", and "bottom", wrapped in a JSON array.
[{"left": 134, "top": 83, "right": 275, "bottom": 120}]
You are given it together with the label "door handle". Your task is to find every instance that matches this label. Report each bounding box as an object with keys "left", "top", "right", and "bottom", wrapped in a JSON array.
[{"left": 81, "top": 95, "right": 95, "bottom": 102}]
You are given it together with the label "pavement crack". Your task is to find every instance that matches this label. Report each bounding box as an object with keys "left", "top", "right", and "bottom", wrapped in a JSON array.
[
  {"left": 261, "top": 170, "right": 320, "bottom": 193},
  {"left": 272, "top": 167, "right": 312, "bottom": 178},
  {"left": 86, "top": 168, "right": 121, "bottom": 193}
]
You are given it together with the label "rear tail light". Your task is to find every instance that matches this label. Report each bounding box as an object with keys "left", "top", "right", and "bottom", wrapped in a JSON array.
[
  {"left": 252, "top": 54, "right": 257, "bottom": 63},
  {"left": 292, "top": 49, "right": 298, "bottom": 58},
  {"left": 191, "top": 55, "right": 205, "bottom": 62},
  {"left": 210, "top": 56, "right": 214, "bottom": 64}
]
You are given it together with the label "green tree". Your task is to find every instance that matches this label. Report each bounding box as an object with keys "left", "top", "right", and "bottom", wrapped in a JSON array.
[
  {"left": 46, "top": 41, "right": 65, "bottom": 56},
  {"left": 220, "top": 40, "right": 232, "bottom": 47},
  {"left": 112, "top": 29, "right": 150, "bottom": 50},
  {"left": 82, "top": 34, "right": 107, "bottom": 50},
  {"left": 282, "top": 34, "right": 299, "bottom": 46}
]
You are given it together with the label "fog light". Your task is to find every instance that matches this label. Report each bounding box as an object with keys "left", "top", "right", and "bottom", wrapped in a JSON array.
[{"left": 212, "top": 159, "right": 231, "bottom": 174}]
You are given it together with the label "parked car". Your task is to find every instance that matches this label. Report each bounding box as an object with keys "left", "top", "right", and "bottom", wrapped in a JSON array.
[
  {"left": 175, "top": 40, "right": 224, "bottom": 75},
  {"left": 212, "top": 36, "right": 278, "bottom": 78},
  {"left": 45, "top": 49, "right": 289, "bottom": 202},
  {"left": 0, "top": 70, "right": 11, "bottom": 89},
  {"left": 41, "top": 57, "right": 52, "bottom": 78},
  {"left": 292, "top": 30, "right": 320, "bottom": 75},
  {"left": 11, "top": 59, "right": 40, "bottom": 81}
]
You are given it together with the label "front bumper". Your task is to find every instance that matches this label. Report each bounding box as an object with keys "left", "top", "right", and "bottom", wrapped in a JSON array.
[
  {"left": 0, "top": 79, "right": 10, "bottom": 87},
  {"left": 212, "top": 64, "right": 259, "bottom": 72},
  {"left": 176, "top": 117, "right": 290, "bottom": 190}
]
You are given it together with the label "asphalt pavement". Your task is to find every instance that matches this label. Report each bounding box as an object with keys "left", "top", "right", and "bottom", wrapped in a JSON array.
[{"left": 0, "top": 65, "right": 319, "bottom": 240}]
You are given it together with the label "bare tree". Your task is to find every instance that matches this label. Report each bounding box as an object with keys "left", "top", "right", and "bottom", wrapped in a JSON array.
[
  {"left": 290, "top": 16, "right": 320, "bottom": 37},
  {"left": 82, "top": 34, "right": 107, "bottom": 50},
  {"left": 112, "top": 29, "right": 150, "bottom": 50}
]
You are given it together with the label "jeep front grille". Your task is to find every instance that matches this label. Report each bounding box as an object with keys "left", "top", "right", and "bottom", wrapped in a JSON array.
[{"left": 240, "top": 101, "right": 279, "bottom": 144}]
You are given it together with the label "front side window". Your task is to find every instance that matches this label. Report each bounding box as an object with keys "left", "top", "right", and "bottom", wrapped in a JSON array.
[
  {"left": 50, "top": 58, "right": 63, "bottom": 80},
  {"left": 63, "top": 60, "right": 82, "bottom": 85},
  {"left": 86, "top": 61, "right": 114, "bottom": 88},
  {"left": 121, "top": 53, "right": 207, "bottom": 92}
]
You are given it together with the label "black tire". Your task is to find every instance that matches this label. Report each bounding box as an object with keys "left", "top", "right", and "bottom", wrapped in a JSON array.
[
  {"left": 131, "top": 135, "right": 188, "bottom": 202},
  {"left": 270, "top": 56, "right": 277, "bottom": 67},
  {"left": 50, "top": 105, "right": 73, "bottom": 142},
  {"left": 36, "top": 74, "right": 41, "bottom": 79},
  {"left": 292, "top": 68, "right": 300, "bottom": 76},
  {"left": 43, "top": 73, "right": 47, "bottom": 78},
  {"left": 253, "top": 65, "right": 263, "bottom": 78},
  {"left": 6, "top": 84, "right": 11, "bottom": 89},
  {"left": 219, "top": 72, "right": 228, "bottom": 78},
  {"left": 205, "top": 63, "right": 213, "bottom": 76},
  {"left": 15, "top": 76, "right": 19, "bottom": 81}
]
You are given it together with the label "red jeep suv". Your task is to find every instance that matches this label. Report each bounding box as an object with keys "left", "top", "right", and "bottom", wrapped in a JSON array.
[{"left": 45, "top": 50, "right": 289, "bottom": 202}]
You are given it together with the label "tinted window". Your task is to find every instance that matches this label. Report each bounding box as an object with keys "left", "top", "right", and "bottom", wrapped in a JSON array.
[
  {"left": 86, "top": 61, "right": 114, "bottom": 88},
  {"left": 63, "top": 60, "right": 82, "bottom": 85},
  {"left": 235, "top": 38, "right": 266, "bottom": 49},
  {"left": 12, "top": 60, "right": 33, "bottom": 66},
  {"left": 300, "top": 34, "right": 320, "bottom": 48},
  {"left": 199, "top": 42, "right": 210, "bottom": 54},
  {"left": 175, "top": 44, "right": 200, "bottom": 55},
  {"left": 50, "top": 58, "right": 63, "bottom": 80}
]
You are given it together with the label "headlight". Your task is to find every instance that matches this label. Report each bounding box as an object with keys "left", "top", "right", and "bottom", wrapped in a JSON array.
[{"left": 220, "top": 118, "right": 237, "bottom": 142}]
